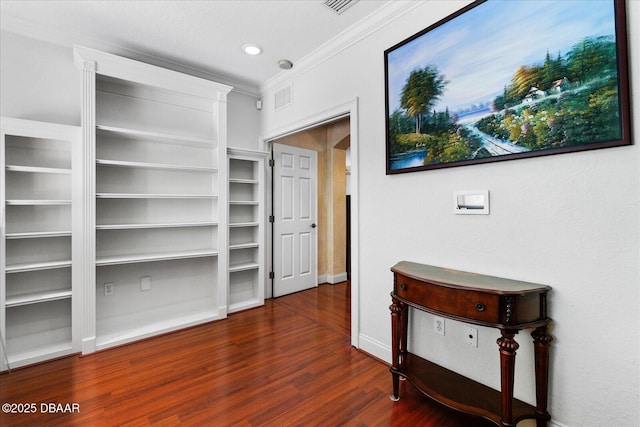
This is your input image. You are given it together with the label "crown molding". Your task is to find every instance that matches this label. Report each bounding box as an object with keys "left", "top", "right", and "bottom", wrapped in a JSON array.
[
  {"left": 259, "top": 0, "right": 426, "bottom": 94},
  {"left": 73, "top": 45, "right": 233, "bottom": 99},
  {"left": 1, "top": 14, "right": 260, "bottom": 97},
  {"left": 1, "top": 1, "right": 426, "bottom": 98}
]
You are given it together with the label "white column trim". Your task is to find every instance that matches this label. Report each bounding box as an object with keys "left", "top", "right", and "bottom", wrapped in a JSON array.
[{"left": 77, "top": 57, "right": 97, "bottom": 354}]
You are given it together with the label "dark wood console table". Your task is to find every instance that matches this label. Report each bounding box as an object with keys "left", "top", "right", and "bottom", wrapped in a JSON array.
[{"left": 390, "top": 261, "right": 552, "bottom": 427}]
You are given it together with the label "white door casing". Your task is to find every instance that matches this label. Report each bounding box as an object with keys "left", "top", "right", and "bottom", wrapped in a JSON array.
[
  {"left": 272, "top": 143, "right": 317, "bottom": 297},
  {"left": 263, "top": 98, "right": 358, "bottom": 349}
]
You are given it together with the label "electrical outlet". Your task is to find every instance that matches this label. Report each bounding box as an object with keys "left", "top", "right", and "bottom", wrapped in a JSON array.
[
  {"left": 464, "top": 326, "right": 478, "bottom": 347},
  {"left": 104, "top": 282, "right": 114, "bottom": 296},
  {"left": 433, "top": 316, "right": 445, "bottom": 335}
]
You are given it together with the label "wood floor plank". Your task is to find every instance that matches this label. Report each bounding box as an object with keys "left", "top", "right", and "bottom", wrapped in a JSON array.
[{"left": 1, "top": 282, "right": 496, "bottom": 426}]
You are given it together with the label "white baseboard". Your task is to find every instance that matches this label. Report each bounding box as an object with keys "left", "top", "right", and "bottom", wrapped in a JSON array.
[
  {"left": 358, "top": 333, "right": 392, "bottom": 364},
  {"left": 81, "top": 336, "right": 96, "bottom": 355},
  {"left": 317, "top": 272, "right": 348, "bottom": 284}
]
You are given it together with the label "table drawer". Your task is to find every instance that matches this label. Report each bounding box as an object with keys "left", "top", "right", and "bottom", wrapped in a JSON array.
[{"left": 395, "top": 274, "right": 500, "bottom": 323}]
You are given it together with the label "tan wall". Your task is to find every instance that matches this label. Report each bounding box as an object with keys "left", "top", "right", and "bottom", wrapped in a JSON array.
[
  {"left": 274, "top": 118, "right": 350, "bottom": 281},
  {"left": 330, "top": 147, "right": 347, "bottom": 276}
]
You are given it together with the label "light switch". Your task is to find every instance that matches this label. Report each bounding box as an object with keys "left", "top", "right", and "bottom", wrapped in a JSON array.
[{"left": 454, "top": 190, "right": 489, "bottom": 215}]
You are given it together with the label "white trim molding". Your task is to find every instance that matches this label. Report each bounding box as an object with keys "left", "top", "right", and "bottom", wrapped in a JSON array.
[
  {"left": 359, "top": 333, "right": 392, "bottom": 364},
  {"left": 318, "top": 273, "right": 348, "bottom": 285},
  {"left": 260, "top": 1, "right": 426, "bottom": 94}
]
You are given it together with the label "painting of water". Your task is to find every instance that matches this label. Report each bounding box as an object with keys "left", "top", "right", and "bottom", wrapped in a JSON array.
[{"left": 384, "top": 0, "right": 630, "bottom": 174}]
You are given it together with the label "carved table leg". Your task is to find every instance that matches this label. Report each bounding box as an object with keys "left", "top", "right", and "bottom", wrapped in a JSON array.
[
  {"left": 399, "top": 301, "right": 407, "bottom": 371},
  {"left": 532, "top": 325, "right": 553, "bottom": 427},
  {"left": 389, "top": 298, "right": 404, "bottom": 401},
  {"left": 497, "top": 330, "right": 519, "bottom": 427}
]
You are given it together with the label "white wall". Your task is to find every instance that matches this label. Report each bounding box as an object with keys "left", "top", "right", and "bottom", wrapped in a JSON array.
[
  {"left": 0, "top": 30, "right": 261, "bottom": 151},
  {"left": 0, "top": 31, "right": 81, "bottom": 124},
  {"left": 227, "top": 91, "right": 261, "bottom": 150},
  {"left": 260, "top": 1, "right": 640, "bottom": 426}
]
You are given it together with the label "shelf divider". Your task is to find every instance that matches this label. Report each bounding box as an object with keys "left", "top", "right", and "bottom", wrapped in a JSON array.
[
  {"left": 97, "top": 221, "right": 217, "bottom": 230},
  {"left": 6, "top": 290, "right": 73, "bottom": 307},
  {"left": 5, "top": 260, "right": 72, "bottom": 274},
  {"left": 96, "top": 193, "right": 217, "bottom": 199},
  {"left": 96, "top": 124, "right": 216, "bottom": 147},
  {"left": 96, "top": 249, "right": 219, "bottom": 266},
  {"left": 96, "top": 158, "right": 217, "bottom": 173},
  {"left": 6, "top": 199, "right": 72, "bottom": 205},
  {"left": 6, "top": 165, "right": 72, "bottom": 174}
]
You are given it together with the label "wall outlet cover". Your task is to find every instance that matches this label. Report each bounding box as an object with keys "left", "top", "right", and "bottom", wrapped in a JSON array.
[
  {"left": 464, "top": 326, "right": 478, "bottom": 347},
  {"left": 140, "top": 276, "right": 151, "bottom": 292},
  {"left": 104, "top": 282, "right": 114, "bottom": 296},
  {"left": 433, "top": 316, "right": 445, "bottom": 335}
]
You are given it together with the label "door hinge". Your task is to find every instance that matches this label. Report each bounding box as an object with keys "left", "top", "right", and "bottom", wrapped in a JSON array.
[
  {"left": 269, "top": 215, "right": 275, "bottom": 223},
  {"left": 269, "top": 271, "right": 275, "bottom": 279},
  {"left": 269, "top": 159, "right": 275, "bottom": 167}
]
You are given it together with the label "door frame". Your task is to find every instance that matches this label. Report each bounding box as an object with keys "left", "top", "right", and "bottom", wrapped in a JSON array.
[{"left": 262, "top": 98, "right": 360, "bottom": 348}]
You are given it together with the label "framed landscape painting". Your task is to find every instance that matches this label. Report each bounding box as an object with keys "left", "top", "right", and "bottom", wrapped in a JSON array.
[{"left": 385, "top": 0, "right": 631, "bottom": 174}]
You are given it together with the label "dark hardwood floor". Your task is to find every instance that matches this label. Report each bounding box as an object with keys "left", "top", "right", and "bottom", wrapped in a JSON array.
[{"left": 1, "top": 282, "right": 495, "bottom": 426}]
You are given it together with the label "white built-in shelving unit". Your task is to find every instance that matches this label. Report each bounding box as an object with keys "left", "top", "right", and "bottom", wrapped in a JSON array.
[
  {"left": 0, "top": 48, "right": 268, "bottom": 369},
  {"left": 74, "top": 46, "right": 232, "bottom": 353},
  {"left": 1, "top": 117, "right": 81, "bottom": 371},
  {"left": 227, "top": 148, "right": 267, "bottom": 312}
]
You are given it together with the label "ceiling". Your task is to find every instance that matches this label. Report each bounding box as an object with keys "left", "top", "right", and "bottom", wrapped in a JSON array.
[{"left": 0, "top": 0, "right": 391, "bottom": 94}]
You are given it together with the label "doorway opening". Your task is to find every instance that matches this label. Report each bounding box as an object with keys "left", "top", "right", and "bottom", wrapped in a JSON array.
[
  {"left": 263, "top": 98, "right": 359, "bottom": 348},
  {"left": 270, "top": 117, "right": 351, "bottom": 297}
]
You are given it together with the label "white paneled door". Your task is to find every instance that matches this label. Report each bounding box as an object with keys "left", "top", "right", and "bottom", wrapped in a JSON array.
[{"left": 273, "top": 143, "right": 317, "bottom": 297}]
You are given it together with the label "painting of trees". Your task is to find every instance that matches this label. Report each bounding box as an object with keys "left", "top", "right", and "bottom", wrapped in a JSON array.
[
  {"left": 399, "top": 66, "right": 447, "bottom": 134},
  {"left": 476, "top": 35, "right": 622, "bottom": 151},
  {"left": 385, "top": 0, "right": 629, "bottom": 173}
]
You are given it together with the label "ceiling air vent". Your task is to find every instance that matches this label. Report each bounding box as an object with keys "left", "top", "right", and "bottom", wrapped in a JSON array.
[{"left": 323, "top": 0, "right": 359, "bottom": 15}]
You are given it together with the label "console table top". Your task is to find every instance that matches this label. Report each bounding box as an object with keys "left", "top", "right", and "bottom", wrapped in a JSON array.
[{"left": 391, "top": 261, "right": 550, "bottom": 295}]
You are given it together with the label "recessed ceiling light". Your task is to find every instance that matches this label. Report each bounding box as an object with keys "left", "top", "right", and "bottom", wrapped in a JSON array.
[{"left": 242, "top": 44, "right": 262, "bottom": 55}]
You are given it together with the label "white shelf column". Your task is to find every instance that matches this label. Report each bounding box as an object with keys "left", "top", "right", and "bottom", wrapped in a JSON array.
[{"left": 75, "top": 55, "right": 98, "bottom": 354}]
